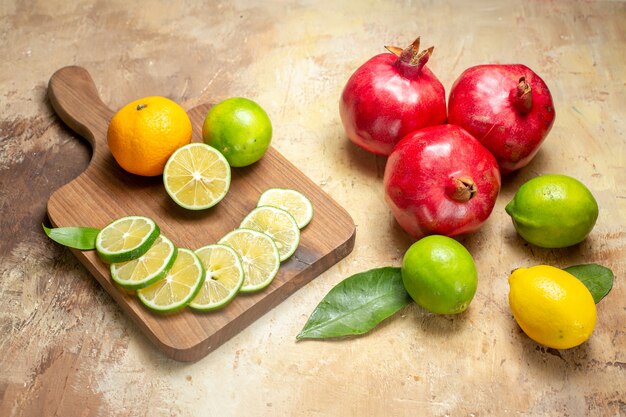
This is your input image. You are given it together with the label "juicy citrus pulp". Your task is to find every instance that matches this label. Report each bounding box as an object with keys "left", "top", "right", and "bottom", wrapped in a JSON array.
[
  {"left": 163, "top": 143, "right": 231, "bottom": 210},
  {"left": 257, "top": 188, "right": 314, "bottom": 229},
  {"left": 401, "top": 235, "right": 477, "bottom": 314},
  {"left": 508, "top": 265, "right": 597, "bottom": 349},
  {"left": 110, "top": 235, "right": 177, "bottom": 289},
  {"left": 137, "top": 248, "right": 205, "bottom": 313},
  {"left": 202, "top": 97, "right": 272, "bottom": 167},
  {"left": 190, "top": 244, "right": 245, "bottom": 311},
  {"left": 96, "top": 216, "right": 160, "bottom": 263},
  {"left": 218, "top": 228, "right": 280, "bottom": 292},
  {"left": 107, "top": 96, "right": 192, "bottom": 176},
  {"left": 240, "top": 206, "right": 300, "bottom": 261},
  {"left": 505, "top": 174, "right": 599, "bottom": 248}
]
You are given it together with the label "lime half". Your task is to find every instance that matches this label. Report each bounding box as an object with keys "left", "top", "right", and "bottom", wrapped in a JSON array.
[
  {"left": 219, "top": 228, "right": 280, "bottom": 293},
  {"left": 96, "top": 216, "right": 160, "bottom": 263},
  {"left": 163, "top": 143, "right": 231, "bottom": 210},
  {"left": 240, "top": 206, "right": 300, "bottom": 262},
  {"left": 110, "top": 235, "right": 177, "bottom": 289},
  {"left": 257, "top": 188, "right": 313, "bottom": 229},
  {"left": 190, "top": 244, "right": 245, "bottom": 311},
  {"left": 137, "top": 248, "right": 205, "bottom": 313}
]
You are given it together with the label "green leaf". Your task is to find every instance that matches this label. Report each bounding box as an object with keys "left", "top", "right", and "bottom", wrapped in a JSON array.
[
  {"left": 563, "top": 263, "right": 614, "bottom": 304},
  {"left": 42, "top": 224, "right": 100, "bottom": 250},
  {"left": 297, "top": 267, "right": 411, "bottom": 340}
]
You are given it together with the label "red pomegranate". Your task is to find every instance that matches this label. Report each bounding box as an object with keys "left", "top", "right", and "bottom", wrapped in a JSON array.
[
  {"left": 339, "top": 37, "right": 447, "bottom": 156},
  {"left": 448, "top": 64, "right": 555, "bottom": 174},
  {"left": 383, "top": 125, "right": 501, "bottom": 239}
]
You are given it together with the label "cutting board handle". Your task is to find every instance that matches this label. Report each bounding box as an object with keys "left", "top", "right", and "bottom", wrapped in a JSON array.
[{"left": 48, "top": 66, "right": 114, "bottom": 161}]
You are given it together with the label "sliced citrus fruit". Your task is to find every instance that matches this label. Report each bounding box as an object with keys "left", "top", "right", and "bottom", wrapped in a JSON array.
[
  {"left": 110, "top": 235, "right": 177, "bottom": 290},
  {"left": 240, "top": 206, "right": 300, "bottom": 261},
  {"left": 190, "top": 244, "right": 245, "bottom": 311},
  {"left": 218, "top": 228, "right": 280, "bottom": 293},
  {"left": 257, "top": 188, "right": 313, "bottom": 229},
  {"left": 96, "top": 216, "right": 160, "bottom": 263},
  {"left": 163, "top": 142, "right": 231, "bottom": 210},
  {"left": 137, "top": 248, "right": 205, "bottom": 313}
]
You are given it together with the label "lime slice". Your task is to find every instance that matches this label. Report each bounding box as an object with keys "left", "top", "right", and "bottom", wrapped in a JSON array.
[
  {"left": 218, "top": 228, "right": 280, "bottom": 293},
  {"left": 190, "top": 244, "right": 245, "bottom": 311},
  {"left": 96, "top": 216, "right": 160, "bottom": 263},
  {"left": 257, "top": 188, "right": 313, "bottom": 229},
  {"left": 240, "top": 206, "right": 300, "bottom": 261},
  {"left": 163, "top": 143, "right": 231, "bottom": 210},
  {"left": 110, "top": 235, "right": 177, "bottom": 290},
  {"left": 137, "top": 248, "right": 205, "bottom": 313}
]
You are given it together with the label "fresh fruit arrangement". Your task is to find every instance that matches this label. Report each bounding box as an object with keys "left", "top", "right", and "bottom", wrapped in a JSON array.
[
  {"left": 45, "top": 188, "right": 313, "bottom": 313},
  {"left": 299, "top": 35, "right": 614, "bottom": 351}
]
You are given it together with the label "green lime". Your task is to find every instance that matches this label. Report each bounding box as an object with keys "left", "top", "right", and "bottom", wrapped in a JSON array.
[
  {"left": 95, "top": 216, "right": 160, "bottom": 264},
  {"left": 202, "top": 97, "right": 272, "bottom": 167},
  {"left": 110, "top": 235, "right": 177, "bottom": 290},
  {"left": 505, "top": 174, "right": 599, "bottom": 248},
  {"left": 401, "top": 235, "right": 477, "bottom": 315},
  {"left": 240, "top": 206, "right": 300, "bottom": 262},
  {"left": 137, "top": 248, "right": 205, "bottom": 313}
]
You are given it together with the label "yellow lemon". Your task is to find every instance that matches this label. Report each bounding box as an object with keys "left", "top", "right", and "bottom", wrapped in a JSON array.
[
  {"left": 508, "top": 265, "right": 596, "bottom": 349},
  {"left": 107, "top": 96, "right": 192, "bottom": 176}
]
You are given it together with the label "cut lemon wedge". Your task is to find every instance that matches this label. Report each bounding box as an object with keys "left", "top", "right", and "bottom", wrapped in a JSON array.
[
  {"left": 163, "top": 143, "right": 231, "bottom": 210},
  {"left": 96, "top": 216, "right": 160, "bottom": 263},
  {"left": 257, "top": 188, "right": 313, "bottom": 229},
  {"left": 137, "top": 248, "right": 205, "bottom": 313},
  {"left": 218, "top": 228, "right": 280, "bottom": 293},
  {"left": 240, "top": 206, "right": 300, "bottom": 261},
  {"left": 110, "top": 235, "right": 177, "bottom": 290},
  {"left": 190, "top": 244, "right": 244, "bottom": 311}
]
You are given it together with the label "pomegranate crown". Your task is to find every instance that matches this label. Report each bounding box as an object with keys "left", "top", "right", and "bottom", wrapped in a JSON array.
[{"left": 385, "top": 37, "right": 434, "bottom": 70}]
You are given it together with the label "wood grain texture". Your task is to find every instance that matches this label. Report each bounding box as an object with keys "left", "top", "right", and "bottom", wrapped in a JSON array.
[{"left": 46, "top": 66, "right": 356, "bottom": 362}]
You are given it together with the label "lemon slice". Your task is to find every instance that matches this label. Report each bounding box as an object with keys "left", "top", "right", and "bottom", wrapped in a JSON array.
[
  {"left": 240, "top": 206, "right": 300, "bottom": 261},
  {"left": 257, "top": 188, "right": 313, "bottom": 229},
  {"left": 190, "top": 244, "right": 245, "bottom": 311},
  {"left": 218, "top": 228, "right": 280, "bottom": 293},
  {"left": 96, "top": 216, "right": 160, "bottom": 263},
  {"left": 137, "top": 248, "right": 205, "bottom": 313},
  {"left": 110, "top": 235, "right": 177, "bottom": 290},
  {"left": 163, "top": 143, "right": 231, "bottom": 210}
]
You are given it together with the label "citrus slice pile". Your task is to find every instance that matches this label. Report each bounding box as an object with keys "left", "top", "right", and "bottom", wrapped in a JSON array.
[{"left": 87, "top": 188, "right": 312, "bottom": 314}]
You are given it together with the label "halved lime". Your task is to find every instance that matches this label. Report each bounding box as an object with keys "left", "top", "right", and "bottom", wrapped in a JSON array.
[
  {"left": 257, "top": 188, "right": 313, "bottom": 229},
  {"left": 163, "top": 143, "right": 231, "bottom": 210},
  {"left": 240, "top": 206, "right": 300, "bottom": 261},
  {"left": 110, "top": 235, "right": 177, "bottom": 290},
  {"left": 96, "top": 216, "right": 160, "bottom": 263},
  {"left": 190, "top": 244, "right": 245, "bottom": 311},
  {"left": 218, "top": 228, "right": 280, "bottom": 293},
  {"left": 137, "top": 248, "right": 205, "bottom": 313}
]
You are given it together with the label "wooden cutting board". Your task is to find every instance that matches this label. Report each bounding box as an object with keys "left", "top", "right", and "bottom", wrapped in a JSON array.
[{"left": 46, "top": 66, "right": 356, "bottom": 362}]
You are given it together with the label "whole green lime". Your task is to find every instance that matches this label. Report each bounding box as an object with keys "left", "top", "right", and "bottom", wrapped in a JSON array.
[
  {"left": 401, "top": 235, "right": 477, "bottom": 315},
  {"left": 202, "top": 97, "right": 272, "bottom": 167},
  {"left": 505, "top": 174, "right": 598, "bottom": 248}
]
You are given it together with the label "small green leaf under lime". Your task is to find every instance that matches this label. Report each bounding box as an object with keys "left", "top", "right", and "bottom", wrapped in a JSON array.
[
  {"left": 563, "top": 263, "right": 614, "bottom": 304},
  {"left": 43, "top": 224, "right": 100, "bottom": 250}
]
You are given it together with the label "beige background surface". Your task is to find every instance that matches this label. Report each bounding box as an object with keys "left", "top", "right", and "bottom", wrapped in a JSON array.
[{"left": 1, "top": 1, "right": 625, "bottom": 416}]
